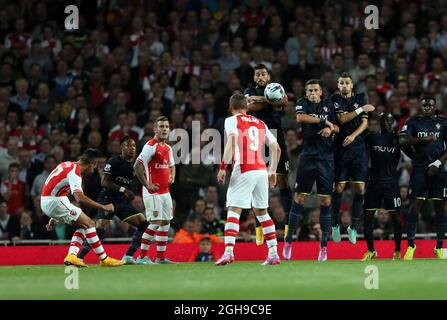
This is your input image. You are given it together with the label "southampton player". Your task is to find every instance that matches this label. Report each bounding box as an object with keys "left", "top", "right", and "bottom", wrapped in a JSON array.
[
  {"left": 41, "top": 149, "right": 124, "bottom": 267},
  {"left": 134, "top": 116, "right": 176, "bottom": 264},
  {"left": 77, "top": 136, "right": 152, "bottom": 265},
  {"left": 245, "top": 64, "right": 292, "bottom": 244},
  {"left": 362, "top": 113, "right": 402, "bottom": 261},
  {"left": 331, "top": 73, "right": 375, "bottom": 244},
  {"left": 399, "top": 96, "right": 447, "bottom": 260},
  {"left": 215, "top": 93, "right": 281, "bottom": 266},
  {"left": 283, "top": 79, "right": 339, "bottom": 262}
]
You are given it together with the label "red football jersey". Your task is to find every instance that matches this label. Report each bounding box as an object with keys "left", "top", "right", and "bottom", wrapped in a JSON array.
[
  {"left": 41, "top": 161, "right": 83, "bottom": 197},
  {"left": 136, "top": 138, "right": 174, "bottom": 196},
  {"left": 224, "top": 113, "right": 276, "bottom": 174}
]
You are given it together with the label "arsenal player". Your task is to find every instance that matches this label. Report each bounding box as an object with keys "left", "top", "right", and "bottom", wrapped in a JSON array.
[
  {"left": 134, "top": 116, "right": 176, "bottom": 264},
  {"left": 216, "top": 93, "right": 281, "bottom": 266},
  {"left": 41, "top": 148, "right": 125, "bottom": 267}
]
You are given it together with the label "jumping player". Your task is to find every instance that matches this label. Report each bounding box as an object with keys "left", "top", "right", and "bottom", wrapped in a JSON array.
[
  {"left": 134, "top": 116, "right": 176, "bottom": 264},
  {"left": 283, "top": 79, "right": 339, "bottom": 262},
  {"left": 331, "top": 72, "right": 375, "bottom": 244},
  {"left": 77, "top": 136, "right": 152, "bottom": 264},
  {"left": 216, "top": 93, "right": 281, "bottom": 266},
  {"left": 41, "top": 148, "right": 125, "bottom": 267},
  {"left": 245, "top": 64, "right": 292, "bottom": 245},
  {"left": 399, "top": 95, "right": 447, "bottom": 260},
  {"left": 362, "top": 113, "right": 402, "bottom": 261}
]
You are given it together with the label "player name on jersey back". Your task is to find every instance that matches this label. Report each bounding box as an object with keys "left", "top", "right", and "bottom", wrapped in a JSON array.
[{"left": 224, "top": 113, "right": 277, "bottom": 174}]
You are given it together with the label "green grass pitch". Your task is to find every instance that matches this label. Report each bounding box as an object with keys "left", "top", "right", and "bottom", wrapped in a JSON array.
[{"left": 1, "top": 259, "right": 446, "bottom": 299}]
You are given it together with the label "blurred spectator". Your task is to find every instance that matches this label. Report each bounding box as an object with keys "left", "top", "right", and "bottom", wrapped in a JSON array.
[
  {"left": 239, "top": 211, "right": 256, "bottom": 242},
  {"left": 173, "top": 218, "right": 203, "bottom": 244},
  {"left": 339, "top": 209, "right": 352, "bottom": 235},
  {"left": 299, "top": 208, "right": 322, "bottom": 241},
  {"left": 200, "top": 206, "right": 225, "bottom": 236},
  {"left": 373, "top": 209, "right": 394, "bottom": 239},
  {"left": 271, "top": 206, "right": 286, "bottom": 241},
  {"left": 18, "top": 209, "right": 45, "bottom": 240},
  {"left": 0, "top": 137, "right": 19, "bottom": 180},
  {"left": 188, "top": 235, "right": 218, "bottom": 262},
  {"left": 0, "top": 199, "right": 20, "bottom": 240},
  {"left": 1, "top": 163, "right": 27, "bottom": 215}
]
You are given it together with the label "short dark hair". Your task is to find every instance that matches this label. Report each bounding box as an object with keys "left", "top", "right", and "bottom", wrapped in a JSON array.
[
  {"left": 420, "top": 95, "right": 436, "bottom": 103},
  {"left": 9, "top": 163, "right": 20, "bottom": 170},
  {"left": 305, "top": 79, "right": 322, "bottom": 88},
  {"left": 79, "top": 148, "right": 100, "bottom": 165},
  {"left": 229, "top": 93, "right": 247, "bottom": 110},
  {"left": 120, "top": 135, "right": 134, "bottom": 145},
  {"left": 155, "top": 116, "right": 169, "bottom": 125},
  {"left": 254, "top": 64, "right": 270, "bottom": 74},
  {"left": 339, "top": 72, "right": 352, "bottom": 80}
]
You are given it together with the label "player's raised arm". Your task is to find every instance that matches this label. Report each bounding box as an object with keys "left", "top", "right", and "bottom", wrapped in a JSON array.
[
  {"left": 336, "top": 104, "right": 375, "bottom": 124},
  {"left": 246, "top": 95, "right": 267, "bottom": 112}
]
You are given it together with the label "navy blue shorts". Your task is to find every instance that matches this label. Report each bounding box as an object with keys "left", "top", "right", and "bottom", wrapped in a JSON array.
[
  {"left": 364, "top": 180, "right": 401, "bottom": 211},
  {"left": 96, "top": 192, "right": 141, "bottom": 221},
  {"left": 295, "top": 157, "right": 334, "bottom": 196},
  {"left": 335, "top": 148, "right": 368, "bottom": 184},
  {"left": 410, "top": 167, "right": 447, "bottom": 200},
  {"left": 277, "top": 145, "right": 290, "bottom": 175}
]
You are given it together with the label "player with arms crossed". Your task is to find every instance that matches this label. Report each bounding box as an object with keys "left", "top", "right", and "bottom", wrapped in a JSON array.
[
  {"left": 331, "top": 72, "right": 375, "bottom": 244},
  {"left": 41, "top": 148, "right": 124, "bottom": 267},
  {"left": 77, "top": 136, "right": 153, "bottom": 264},
  {"left": 245, "top": 64, "right": 292, "bottom": 245},
  {"left": 216, "top": 93, "right": 281, "bottom": 266},
  {"left": 399, "top": 96, "right": 447, "bottom": 260},
  {"left": 283, "top": 79, "right": 340, "bottom": 262},
  {"left": 134, "top": 116, "right": 176, "bottom": 264},
  {"left": 362, "top": 113, "right": 402, "bottom": 261}
]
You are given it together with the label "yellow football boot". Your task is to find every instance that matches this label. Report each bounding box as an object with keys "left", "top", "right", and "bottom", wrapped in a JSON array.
[
  {"left": 434, "top": 248, "right": 445, "bottom": 260},
  {"left": 403, "top": 245, "right": 416, "bottom": 261},
  {"left": 361, "top": 250, "right": 377, "bottom": 261},
  {"left": 64, "top": 254, "right": 88, "bottom": 268},
  {"left": 100, "top": 256, "right": 126, "bottom": 267}
]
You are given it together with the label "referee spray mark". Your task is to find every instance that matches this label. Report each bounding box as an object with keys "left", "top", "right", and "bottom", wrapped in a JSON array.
[
  {"left": 64, "top": 266, "right": 79, "bottom": 290},
  {"left": 364, "top": 265, "right": 379, "bottom": 290}
]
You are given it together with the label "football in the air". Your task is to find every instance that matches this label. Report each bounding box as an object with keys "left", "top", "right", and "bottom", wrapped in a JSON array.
[{"left": 264, "top": 82, "right": 286, "bottom": 102}]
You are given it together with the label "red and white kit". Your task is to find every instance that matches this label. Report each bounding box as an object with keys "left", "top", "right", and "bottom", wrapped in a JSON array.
[
  {"left": 224, "top": 113, "right": 276, "bottom": 209},
  {"left": 40, "top": 161, "right": 83, "bottom": 224},
  {"left": 137, "top": 138, "right": 175, "bottom": 221}
]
